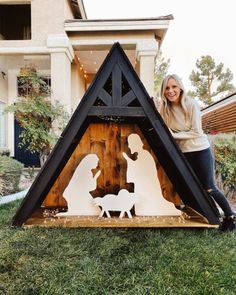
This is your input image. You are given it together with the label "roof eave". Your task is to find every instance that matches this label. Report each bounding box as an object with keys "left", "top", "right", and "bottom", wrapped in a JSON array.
[
  {"left": 64, "top": 17, "right": 172, "bottom": 42},
  {"left": 201, "top": 92, "right": 236, "bottom": 115}
]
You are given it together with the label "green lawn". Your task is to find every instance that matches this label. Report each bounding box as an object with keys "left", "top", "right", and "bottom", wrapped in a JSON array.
[{"left": 0, "top": 201, "right": 235, "bottom": 295}]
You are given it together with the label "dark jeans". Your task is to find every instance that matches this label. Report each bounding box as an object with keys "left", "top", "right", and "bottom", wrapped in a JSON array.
[{"left": 183, "top": 148, "right": 233, "bottom": 217}]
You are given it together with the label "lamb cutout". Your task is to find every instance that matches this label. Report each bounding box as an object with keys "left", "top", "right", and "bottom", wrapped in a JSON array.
[{"left": 93, "top": 189, "right": 139, "bottom": 218}]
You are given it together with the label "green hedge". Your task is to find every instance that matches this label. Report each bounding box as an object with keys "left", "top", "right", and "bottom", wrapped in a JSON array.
[
  {"left": 209, "top": 133, "right": 236, "bottom": 194},
  {"left": 0, "top": 172, "right": 3, "bottom": 196},
  {"left": 0, "top": 156, "right": 24, "bottom": 196}
]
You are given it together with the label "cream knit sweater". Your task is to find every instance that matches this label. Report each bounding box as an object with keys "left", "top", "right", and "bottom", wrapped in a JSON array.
[{"left": 168, "top": 99, "right": 210, "bottom": 153}]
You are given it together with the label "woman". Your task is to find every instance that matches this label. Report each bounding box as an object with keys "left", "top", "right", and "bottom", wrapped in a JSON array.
[{"left": 159, "top": 74, "right": 235, "bottom": 231}]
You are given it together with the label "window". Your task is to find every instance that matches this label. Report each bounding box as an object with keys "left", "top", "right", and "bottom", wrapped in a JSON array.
[
  {"left": 0, "top": 101, "right": 6, "bottom": 148},
  {"left": 0, "top": 4, "right": 31, "bottom": 40},
  {"left": 17, "top": 76, "right": 51, "bottom": 97}
]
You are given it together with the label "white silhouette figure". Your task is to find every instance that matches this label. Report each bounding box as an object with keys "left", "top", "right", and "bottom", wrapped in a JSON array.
[
  {"left": 57, "top": 154, "right": 101, "bottom": 216},
  {"left": 123, "top": 134, "right": 180, "bottom": 216},
  {"left": 93, "top": 189, "right": 139, "bottom": 218}
]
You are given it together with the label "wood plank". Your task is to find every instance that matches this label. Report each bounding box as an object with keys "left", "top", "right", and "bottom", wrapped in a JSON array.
[
  {"left": 121, "top": 90, "right": 136, "bottom": 106},
  {"left": 90, "top": 124, "right": 106, "bottom": 197},
  {"left": 98, "top": 88, "right": 111, "bottom": 106},
  {"left": 24, "top": 215, "right": 218, "bottom": 228},
  {"left": 203, "top": 114, "right": 236, "bottom": 123},
  {"left": 103, "top": 123, "right": 121, "bottom": 194},
  {"left": 24, "top": 201, "right": 216, "bottom": 229},
  {"left": 203, "top": 115, "right": 236, "bottom": 122},
  {"left": 112, "top": 64, "right": 122, "bottom": 105},
  {"left": 88, "top": 106, "right": 146, "bottom": 117}
]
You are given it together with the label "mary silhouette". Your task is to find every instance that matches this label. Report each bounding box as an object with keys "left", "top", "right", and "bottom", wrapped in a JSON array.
[
  {"left": 57, "top": 154, "right": 101, "bottom": 216},
  {"left": 123, "top": 134, "right": 180, "bottom": 216}
]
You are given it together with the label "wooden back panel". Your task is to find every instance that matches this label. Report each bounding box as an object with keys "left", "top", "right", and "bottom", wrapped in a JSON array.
[{"left": 43, "top": 123, "right": 181, "bottom": 208}]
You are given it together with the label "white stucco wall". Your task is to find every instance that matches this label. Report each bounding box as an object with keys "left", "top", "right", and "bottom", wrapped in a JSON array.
[
  {"left": 0, "top": 0, "right": 74, "bottom": 47},
  {"left": 0, "top": 57, "right": 7, "bottom": 101}
]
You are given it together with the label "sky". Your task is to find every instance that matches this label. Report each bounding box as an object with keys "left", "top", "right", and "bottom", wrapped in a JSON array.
[{"left": 83, "top": 0, "right": 236, "bottom": 92}]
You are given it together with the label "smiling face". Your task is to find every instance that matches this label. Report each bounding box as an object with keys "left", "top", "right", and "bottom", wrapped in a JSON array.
[{"left": 164, "top": 78, "right": 182, "bottom": 105}]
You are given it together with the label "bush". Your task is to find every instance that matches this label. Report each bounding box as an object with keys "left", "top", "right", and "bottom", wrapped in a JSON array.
[
  {"left": 0, "top": 156, "right": 24, "bottom": 196},
  {"left": 0, "top": 172, "right": 3, "bottom": 196},
  {"left": 4, "top": 66, "right": 70, "bottom": 166},
  {"left": 209, "top": 133, "right": 236, "bottom": 198},
  {"left": 0, "top": 148, "right": 10, "bottom": 156}
]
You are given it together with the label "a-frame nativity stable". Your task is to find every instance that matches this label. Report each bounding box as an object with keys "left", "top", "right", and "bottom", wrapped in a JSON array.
[{"left": 12, "top": 43, "right": 220, "bottom": 228}]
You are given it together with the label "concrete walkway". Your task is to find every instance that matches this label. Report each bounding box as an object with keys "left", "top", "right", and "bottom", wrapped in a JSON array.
[{"left": 0, "top": 188, "right": 29, "bottom": 206}]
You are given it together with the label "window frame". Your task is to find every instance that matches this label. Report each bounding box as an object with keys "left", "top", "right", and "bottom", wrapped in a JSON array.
[{"left": 0, "top": 100, "right": 6, "bottom": 148}]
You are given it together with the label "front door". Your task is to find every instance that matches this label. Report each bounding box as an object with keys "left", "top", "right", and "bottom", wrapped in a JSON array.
[{"left": 14, "top": 119, "right": 40, "bottom": 167}]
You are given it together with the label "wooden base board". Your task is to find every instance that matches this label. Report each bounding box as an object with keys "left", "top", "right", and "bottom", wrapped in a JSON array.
[{"left": 24, "top": 214, "right": 218, "bottom": 228}]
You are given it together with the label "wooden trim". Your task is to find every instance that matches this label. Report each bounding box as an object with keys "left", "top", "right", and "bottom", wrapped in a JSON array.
[
  {"left": 88, "top": 106, "right": 146, "bottom": 117},
  {"left": 121, "top": 90, "right": 136, "bottom": 106},
  {"left": 24, "top": 215, "right": 218, "bottom": 229},
  {"left": 98, "top": 88, "right": 111, "bottom": 106}
]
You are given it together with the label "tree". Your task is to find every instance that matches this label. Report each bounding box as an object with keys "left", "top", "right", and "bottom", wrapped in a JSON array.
[
  {"left": 5, "top": 66, "right": 69, "bottom": 166},
  {"left": 189, "top": 55, "right": 236, "bottom": 106},
  {"left": 154, "top": 50, "right": 170, "bottom": 98}
]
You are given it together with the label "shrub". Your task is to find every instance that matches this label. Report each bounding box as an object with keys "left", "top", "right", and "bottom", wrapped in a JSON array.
[
  {"left": 0, "top": 172, "right": 3, "bottom": 196},
  {"left": 4, "top": 66, "right": 69, "bottom": 166},
  {"left": 0, "top": 148, "right": 10, "bottom": 156},
  {"left": 0, "top": 156, "right": 24, "bottom": 196},
  {"left": 209, "top": 133, "right": 236, "bottom": 198}
]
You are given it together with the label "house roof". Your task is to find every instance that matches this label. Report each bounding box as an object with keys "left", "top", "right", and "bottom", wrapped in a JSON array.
[
  {"left": 65, "top": 15, "right": 173, "bottom": 42},
  {"left": 65, "top": 15, "right": 174, "bottom": 23},
  {"left": 65, "top": 15, "right": 173, "bottom": 75},
  {"left": 12, "top": 43, "right": 220, "bottom": 227}
]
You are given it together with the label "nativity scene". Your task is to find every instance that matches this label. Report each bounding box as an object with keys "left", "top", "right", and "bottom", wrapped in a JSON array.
[{"left": 12, "top": 43, "right": 220, "bottom": 228}]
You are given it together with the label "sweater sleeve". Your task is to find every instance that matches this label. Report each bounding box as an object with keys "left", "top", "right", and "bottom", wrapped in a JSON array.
[{"left": 171, "top": 101, "right": 203, "bottom": 140}]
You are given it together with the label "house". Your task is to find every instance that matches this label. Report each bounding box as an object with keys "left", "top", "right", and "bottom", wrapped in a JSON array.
[
  {"left": 201, "top": 92, "right": 236, "bottom": 134},
  {"left": 0, "top": 0, "right": 173, "bottom": 166}
]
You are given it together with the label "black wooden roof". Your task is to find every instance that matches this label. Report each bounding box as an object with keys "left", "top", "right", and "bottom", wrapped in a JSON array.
[{"left": 12, "top": 43, "right": 220, "bottom": 226}]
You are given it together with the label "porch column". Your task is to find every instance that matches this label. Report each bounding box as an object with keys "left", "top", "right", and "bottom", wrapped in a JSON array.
[
  {"left": 48, "top": 34, "right": 74, "bottom": 113},
  {"left": 50, "top": 52, "right": 71, "bottom": 112},
  {"left": 7, "top": 70, "right": 18, "bottom": 156},
  {"left": 137, "top": 40, "right": 158, "bottom": 98}
]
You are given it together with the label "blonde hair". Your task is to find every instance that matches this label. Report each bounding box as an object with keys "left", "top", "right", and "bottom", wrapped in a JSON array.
[{"left": 159, "top": 74, "right": 189, "bottom": 125}]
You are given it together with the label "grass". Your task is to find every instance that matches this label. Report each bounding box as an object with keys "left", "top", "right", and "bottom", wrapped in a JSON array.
[{"left": 0, "top": 201, "right": 236, "bottom": 295}]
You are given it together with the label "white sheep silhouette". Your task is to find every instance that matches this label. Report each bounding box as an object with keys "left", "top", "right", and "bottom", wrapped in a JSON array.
[{"left": 93, "top": 189, "right": 139, "bottom": 218}]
